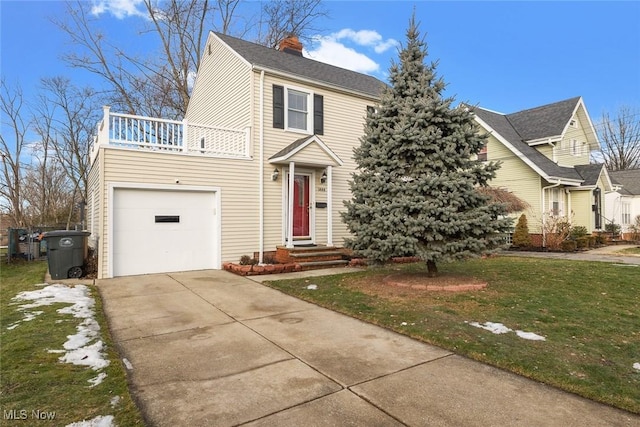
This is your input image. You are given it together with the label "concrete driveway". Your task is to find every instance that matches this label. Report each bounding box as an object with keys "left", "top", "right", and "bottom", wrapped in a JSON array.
[{"left": 97, "top": 269, "right": 639, "bottom": 426}]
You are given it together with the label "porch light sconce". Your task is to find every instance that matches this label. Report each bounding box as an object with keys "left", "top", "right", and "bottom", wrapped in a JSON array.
[
  {"left": 271, "top": 168, "right": 279, "bottom": 181},
  {"left": 320, "top": 170, "right": 327, "bottom": 184}
]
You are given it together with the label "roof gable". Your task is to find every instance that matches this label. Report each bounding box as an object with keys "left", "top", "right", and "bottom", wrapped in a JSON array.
[
  {"left": 506, "top": 97, "right": 581, "bottom": 142},
  {"left": 213, "top": 32, "right": 386, "bottom": 98},
  {"left": 472, "top": 107, "right": 582, "bottom": 183},
  {"left": 609, "top": 169, "right": 640, "bottom": 195},
  {"left": 269, "top": 135, "right": 343, "bottom": 167}
]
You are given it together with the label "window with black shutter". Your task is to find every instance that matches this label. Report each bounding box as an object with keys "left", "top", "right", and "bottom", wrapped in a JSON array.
[
  {"left": 273, "top": 85, "right": 284, "bottom": 129},
  {"left": 313, "top": 94, "right": 324, "bottom": 135}
]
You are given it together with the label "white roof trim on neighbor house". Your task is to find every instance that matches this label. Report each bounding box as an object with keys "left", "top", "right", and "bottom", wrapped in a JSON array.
[
  {"left": 561, "top": 97, "right": 600, "bottom": 151},
  {"left": 474, "top": 115, "right": 582, "bottom": 186},
  {"left": 269, "top": 135, "right": 344, "bottom": 167}
]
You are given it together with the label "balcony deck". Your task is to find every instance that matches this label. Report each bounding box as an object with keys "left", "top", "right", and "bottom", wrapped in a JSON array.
[{"left": 90, "top": 107, "right": 250, "bottom": 164}]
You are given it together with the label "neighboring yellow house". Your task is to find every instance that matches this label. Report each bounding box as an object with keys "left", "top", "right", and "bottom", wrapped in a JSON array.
[
  {"left": 472, "top": 97, "right": 614, "bottom": 246},
  {"left": 86, "top": 32, "right": 386, "bottom": 278}
]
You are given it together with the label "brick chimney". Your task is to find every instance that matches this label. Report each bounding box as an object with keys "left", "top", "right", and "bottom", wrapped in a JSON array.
[{"left": 279, "top": 35, "right": 303, "bottom": 57}]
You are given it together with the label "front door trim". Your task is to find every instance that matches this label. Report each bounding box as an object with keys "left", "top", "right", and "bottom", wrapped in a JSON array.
[{"left": 283, "top": 164, "right": 315, "bottom": 247}]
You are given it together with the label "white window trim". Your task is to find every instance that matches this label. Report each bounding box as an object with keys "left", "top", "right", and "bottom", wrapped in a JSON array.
[
  {"left": 621, "top": 202, "right": 631, "bottom": 225},
  {"left": 284, "top": 85, "right": 314, "bottom": 134},
  {"left": 551, "top": 188, "right": 564, "bottom": 217}
]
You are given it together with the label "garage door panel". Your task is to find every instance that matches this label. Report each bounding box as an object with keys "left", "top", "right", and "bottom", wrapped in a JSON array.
[{"left": 113, "top": 188, "right": 218, "bottom": 277}]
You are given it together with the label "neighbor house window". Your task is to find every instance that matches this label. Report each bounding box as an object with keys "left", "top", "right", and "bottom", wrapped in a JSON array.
[
  {"left": 273, "top": 85, "right": 323, "bottom": 134},
  {"left": 551, "top": 188, "right": 564, "bottom": 216},
  {"left": 621, "top": 202, "right": 631, "bottom": 225},
  {"left": 571, "top": 139, "right": 582, "bottom": 156},
  {"left": 477, "top": 143, "right": 488, "bottom": 162}
]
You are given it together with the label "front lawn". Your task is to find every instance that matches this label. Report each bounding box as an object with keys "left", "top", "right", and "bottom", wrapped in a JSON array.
[
  {"left": 618, "top": 246, "right": 640, "bottom": 256},
  {"left": 264, "top": 256, "right": 640, "bottom": 414},
  {"left": 0, "top": 260, "right": 144, "bottom": 426}
]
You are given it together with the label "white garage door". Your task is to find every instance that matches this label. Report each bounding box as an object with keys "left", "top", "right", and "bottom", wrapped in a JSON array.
[{"left": 113, "top": 188, "right": 218, "bottom": 277}]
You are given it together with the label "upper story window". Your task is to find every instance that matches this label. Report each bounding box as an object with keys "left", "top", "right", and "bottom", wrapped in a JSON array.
[
  {"left": 571, "top": 139, "right": 584, "bottom": 156},
  {"left": 477, "top": 143, "right": 488, "bottom": 162},
  {"left": 273, "top": 85, "right": 323, "bottom": 135},
  {"left": 288, "top": 89, "right": 308, "bottom": 130}
]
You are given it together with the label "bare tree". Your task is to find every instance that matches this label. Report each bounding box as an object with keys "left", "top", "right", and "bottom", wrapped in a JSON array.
[
  {"left": 55, "top": 0, "right": 327, "bottom": 118},
  {"left": 598, "top": 105, "right": 640, "bottom": 171},
  {"left": 39, "top": 77, "right": 99, "bottom": 228},
  {"left": 0, "top": 79, "right": 28, "bottom": 227},
  {"left": 256, "top": 0, "right": 328, "bottom": 48}
]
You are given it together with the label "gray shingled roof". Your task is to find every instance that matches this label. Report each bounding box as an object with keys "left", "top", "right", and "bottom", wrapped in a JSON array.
[
  {"left": 575, "top": 164, "right": 605, "bottom": 186},
  {"left": 269, "top": 136, "right": 311, "bottom": 160},
  {"left": 609, "top": 169, "right": 640, "bottom": 195},
  {"left": 506, "top": 97, "right": 581, "bottom": 141},
  {"left": 214, "top": 32, "right": 387, "bottom": 98},
  {"left": 472, "top": 106, "right": 583, "bottom": 182}
]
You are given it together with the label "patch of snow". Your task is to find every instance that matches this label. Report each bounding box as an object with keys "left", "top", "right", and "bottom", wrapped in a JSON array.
[
  {"left": 65, "top": 415, "right": 115, "bottom": 427},
  {"left": 11, "top": 283, "right": 109, "bottom": 383},
  {"left": 306, "top": 284, "right": 318, "bottom": 290},
  {"left": 633, "top": 363, "right": 640, "bottom": 371},
  {"left": 88, "top": 372, "right": 108, "bottom": 388},
  {"left": 515, "top": 330, "right": 546, "bottom": 341},
  {"left": 122, "top": 358, "right": 133, "bottom": 371},
  {"left": 110, "top": 396, "right": 121, "bottom": 407},
  {"left": 613, "top": 264, "right": 638, "bottom": 267},
  {"left": 401, "top": 322, "right": 408, "bottom": 326},
  {"left": 468, "top": 321, "right": 546, "bottom": 341},
  {"left": 60, "top": 341, "right": 109, "bottom": 370},
  {"left": 469, "top": 321, "right": 512, "bottom": 334}
]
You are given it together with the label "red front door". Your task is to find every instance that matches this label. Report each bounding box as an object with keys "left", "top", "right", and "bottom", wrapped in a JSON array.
[{"left": 293, "top": 174, "right": 310, "bottom": 237}]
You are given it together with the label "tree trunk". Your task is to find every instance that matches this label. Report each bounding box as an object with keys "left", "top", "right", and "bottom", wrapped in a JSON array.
[{"left": 426, "top": 260, "right": 438, "bottom": 277}]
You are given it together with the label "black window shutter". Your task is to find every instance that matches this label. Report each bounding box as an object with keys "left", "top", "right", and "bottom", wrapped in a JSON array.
[
  {"left": 273, "top": 85, "right": 284, "bottom": 129},
  {"left": 313, "top": 94, "right": 324, "bottom": 135}
]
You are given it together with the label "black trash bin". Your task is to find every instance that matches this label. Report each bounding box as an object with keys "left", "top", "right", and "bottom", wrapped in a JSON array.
[{"left": 44, "top": 231, "right": 91, "bottom": 279}]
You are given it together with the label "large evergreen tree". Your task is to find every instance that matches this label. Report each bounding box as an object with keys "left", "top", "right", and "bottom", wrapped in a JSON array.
[{"left": 342, "top": 17, "right": 512, "bottom": 276}]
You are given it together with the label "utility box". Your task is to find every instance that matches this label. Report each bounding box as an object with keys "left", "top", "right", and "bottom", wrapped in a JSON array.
[{"left": 44, "top": 231, "right": 90, "bottom": 279}]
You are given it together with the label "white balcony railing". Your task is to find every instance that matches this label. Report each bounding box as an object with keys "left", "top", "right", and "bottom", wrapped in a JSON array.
[{"left": 90, "top": 106, "right": 250, "bottom": 164}]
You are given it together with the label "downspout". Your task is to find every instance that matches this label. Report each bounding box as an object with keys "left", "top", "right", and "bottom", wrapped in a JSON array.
[
  {"left": 541, "top": 180, "right": 561, "bottom": 248},
  {"left": 259, "top": 70, "right": 265, "bottom": 263}
]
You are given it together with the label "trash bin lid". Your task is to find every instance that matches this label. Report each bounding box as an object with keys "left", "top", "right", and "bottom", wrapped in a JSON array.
[{"left": 43, "top": 230, "right": 91, "bottom": 238}]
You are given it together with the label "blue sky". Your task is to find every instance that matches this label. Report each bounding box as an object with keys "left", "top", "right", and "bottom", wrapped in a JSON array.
[{"left": 1, "top": 0, "right": 639, "bottom": 129}]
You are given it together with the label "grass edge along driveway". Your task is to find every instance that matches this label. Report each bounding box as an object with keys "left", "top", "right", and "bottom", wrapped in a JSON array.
[
  {"left": 264, "top": 256, "right": 640, "bottom": 415},
  {"left": 0, "top": 260, "right": 145, "bottom": 427}
]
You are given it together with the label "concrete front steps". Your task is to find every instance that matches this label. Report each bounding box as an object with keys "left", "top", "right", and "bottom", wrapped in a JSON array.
[{"left": 275, "top": 245, "right": 349, "bottom": 270}]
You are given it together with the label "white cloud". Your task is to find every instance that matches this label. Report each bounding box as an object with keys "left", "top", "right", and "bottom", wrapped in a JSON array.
[
  {"left": 305, "top": 38, "right": 379, "bottom": 74},
  {"left": 90, "top": 0, "right": 147, "bottom": 19},
  {"left": 304, "top": 28, "right": 397, "bottom": 75}
]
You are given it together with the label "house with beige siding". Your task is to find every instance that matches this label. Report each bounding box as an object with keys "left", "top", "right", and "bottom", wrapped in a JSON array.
[
  {"left": 471, "top": 97, "right": 614, "bottom": 246},
  {"left": 86, "top": 32, "right": 386, "bottom": 278},
  {"left": 605, "top": 169, "right": 640, "bottom": 238}
]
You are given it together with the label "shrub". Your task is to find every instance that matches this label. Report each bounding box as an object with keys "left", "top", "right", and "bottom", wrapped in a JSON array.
[
  {"left": 595, "top": 234, "right": 606, "bottom": 245},
  {"left": 560, "top": 240, "right": 577, "bottom": 252},
  {"left": 576, "top": 237, "right": 589, "bottom": 249},
  {"left": 239, "top": 255, "right": 258, "bottom": 265},
  {"left": 512, "top": 214, "right": 532, "bottom": 248},
  {"left": 587, "top": 236, "right": 596, "bottom": 247},
  {"left": 542, "top": 213, "right": 573, "bottom": 251},
  {"left": 570, "top": 226, "right": 588, "bottom": 239},
  {"left": 605, "top": 222, "right": 621, "bottom": 237},
  {"left": 263, "top": 253, "right": 277, "bottom": 264}
]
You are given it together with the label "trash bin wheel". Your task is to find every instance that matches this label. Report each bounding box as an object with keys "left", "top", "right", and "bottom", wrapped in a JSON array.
[{"left": 68, "top": 266, "right": 83, "bottom": 279}]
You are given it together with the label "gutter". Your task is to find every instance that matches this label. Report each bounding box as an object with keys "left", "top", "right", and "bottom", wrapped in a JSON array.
[{"left": 258, "top": 70, "right": 265, "bottom": 264}]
